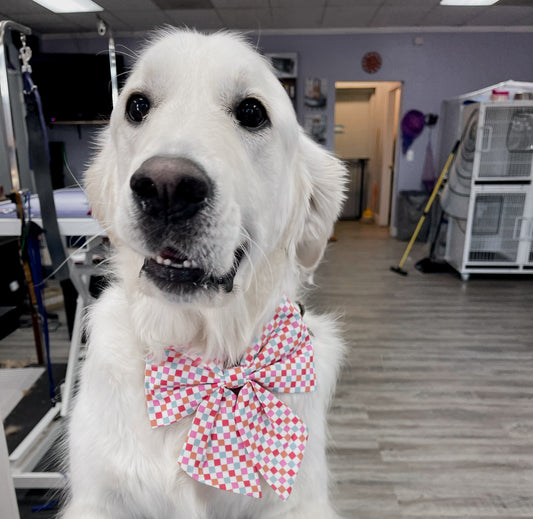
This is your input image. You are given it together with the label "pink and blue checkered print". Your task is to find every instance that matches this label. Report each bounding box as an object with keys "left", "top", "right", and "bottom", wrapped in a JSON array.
[{"left": 145, "top": 297, "right": 315, "bottom": 500}]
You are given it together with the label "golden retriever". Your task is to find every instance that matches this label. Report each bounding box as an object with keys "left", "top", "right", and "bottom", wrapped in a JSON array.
[{"left": 62, "top": 28, "right": 346, "bottom": 519}]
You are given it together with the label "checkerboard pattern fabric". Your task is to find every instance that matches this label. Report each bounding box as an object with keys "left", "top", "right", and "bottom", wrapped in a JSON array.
[{"left": 145, "top": 297, "right": 315, "bottom": 500}]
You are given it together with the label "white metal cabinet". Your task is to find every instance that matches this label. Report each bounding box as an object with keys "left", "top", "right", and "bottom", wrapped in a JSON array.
[{"left": 445, "top": 101, "right": 533, "bottom": 279}]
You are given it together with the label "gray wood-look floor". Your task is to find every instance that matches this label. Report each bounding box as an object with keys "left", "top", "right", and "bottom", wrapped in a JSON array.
[
  {"left": 2, "top": 221, "right": 533, "bottom": 518},
  {"left": 0, "top": 284, "right": 70, "bottom": 366},
  {"left": 317, "top": 222, "right": 533, "bottom": 519}
]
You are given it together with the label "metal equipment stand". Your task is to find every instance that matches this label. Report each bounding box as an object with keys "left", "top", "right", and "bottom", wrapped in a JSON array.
[{"left": 0, "top": 20, "right": 113, "bottom": 518}]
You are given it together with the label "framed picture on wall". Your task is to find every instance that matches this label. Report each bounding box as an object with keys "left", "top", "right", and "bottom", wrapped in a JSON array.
[
  {"left": 304, "top": 77, "right": 328, "bottom": 109},
  {"left": 266, "top": 53, "right": 298, "bottom": 78},
  {"left": 304, "top": 113, "right": 327, "bottom": 144}
]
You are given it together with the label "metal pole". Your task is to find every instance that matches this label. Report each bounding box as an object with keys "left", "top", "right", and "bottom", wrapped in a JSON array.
[
  {"left": 0, "top": 20, "right": 31, "bottom": 192},
  {"left": 97, "top": 17, "right": 118, "bottom": 109},
  {"left": 0, "top": 424, "right": 20, "bottom": 519},
  {"left": 108, "top": 35, "right": 118, "bottom": 108}
]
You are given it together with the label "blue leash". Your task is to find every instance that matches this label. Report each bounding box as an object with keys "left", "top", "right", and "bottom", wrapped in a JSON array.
[
  {"left": 21, "top": 69, "right": 57, "bottom": 402},
  {"left": 22, "top": 71, "right": 49, "bottom": 160},
  {"left": 26, "top": 223, "right": 56, "bottom": 401}
]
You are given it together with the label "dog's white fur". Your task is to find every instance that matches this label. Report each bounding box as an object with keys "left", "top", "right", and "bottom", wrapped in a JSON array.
[{"left": 62, "top": 29, "right": 346, "bottom": 519}]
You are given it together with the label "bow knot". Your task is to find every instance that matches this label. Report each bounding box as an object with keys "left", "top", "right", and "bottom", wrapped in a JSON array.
[
  {"left": 145, "top": 298, "right": 315, "bottom": 501},
  {"left": 220, "top": 365, "right": 248, "bottom": 389}
]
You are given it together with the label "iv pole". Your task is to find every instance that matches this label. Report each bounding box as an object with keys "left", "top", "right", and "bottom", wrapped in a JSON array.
[{"left": 0, "top": 20, "right": 31, "bottom": 192}]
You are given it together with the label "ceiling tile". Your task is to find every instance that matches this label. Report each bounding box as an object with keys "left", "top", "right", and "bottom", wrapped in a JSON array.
[
  {"left": 111, "top": 9, "right": 171, "bottom": 30},
  {"left": 165, "top": 8, "right": 224, "bottom": 29},
  {"left": 2, "top": 0, "right": 533, "bottom": 35},
  {"left": 322, "top": 5, "right": 381, "bottom": 28},
  {"left": 418, "top": 5, "right": 489, "bottom": 26},
  {"left": 499, "top": 0, "right": 533, "bottom": 5},
  {"left": 152, "top": 0, "right": 213, "bottom": 8},
  {"left": 8, "top": 13, "right": 85, "bottom": 33},
  {"left": 61, "top": 11, "right": 131, "bottom": 31},
  {"left": 270, "top": 7, "right": 325, "bottom": 29},
  {"left": 269, "top": 0, "right": 325, "bottom": 6},
  {"left": 0, "top": 0, "right": 45, "bottom": 13},
  {"left": 327, "top": 0, "right": 383, "bottom": 5},
  {"left": 2, "top": 12, "right": 61, "bottom": 26},
  {"left": 371, "top": 5, "right": 434, "bottom": 26},
  {"left": 212, "top": 0, "right": 269, "bottom": 7},
  {"left": 216, "top": 7, "right": 272, "bottom": 29},
  {"left": 469, "top": 5, "right": 533, "bottom": 24},
  {"left": 97, "top": 0, "right": 158, "bottom": 10},
  {"left": 383, "top": 0, "right": 440, "bottom": 5}
]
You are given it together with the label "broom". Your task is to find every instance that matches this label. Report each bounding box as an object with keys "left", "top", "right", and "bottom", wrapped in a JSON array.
[{"left": 390, "top": 140, "right": 460, "bottom": 276}]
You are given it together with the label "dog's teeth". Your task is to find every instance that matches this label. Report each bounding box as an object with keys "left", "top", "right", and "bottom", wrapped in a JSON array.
[{"left": 154, "top": 253, "right": 199, "bottom": 270}]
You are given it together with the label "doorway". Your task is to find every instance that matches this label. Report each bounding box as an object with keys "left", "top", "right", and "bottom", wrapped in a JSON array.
[{"left": 334, "top": 81, "right": 402, "bottom": 227}]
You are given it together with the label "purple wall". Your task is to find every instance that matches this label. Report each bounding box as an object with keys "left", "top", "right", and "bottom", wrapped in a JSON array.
[
  {"left": 253, "top": 31, "right": 533, "bottom": 194},
  {"left": 41, "top": 30, "right": 533, "bottom": 210}
]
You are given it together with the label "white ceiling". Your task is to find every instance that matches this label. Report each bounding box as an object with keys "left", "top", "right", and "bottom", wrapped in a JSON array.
[{"left": 1, "top": 0, "right": 533, "bottom": 36}]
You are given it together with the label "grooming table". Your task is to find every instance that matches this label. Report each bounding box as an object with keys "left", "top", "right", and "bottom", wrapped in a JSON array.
[
  {"left": 0, "top": 188, "right": 106, "bottom": 499},
  {"left": 0, "top": 368, "right": 44, "bottom": 519},
  {"left": 0, "top": 187, "right": 104, "bottom": 237}
]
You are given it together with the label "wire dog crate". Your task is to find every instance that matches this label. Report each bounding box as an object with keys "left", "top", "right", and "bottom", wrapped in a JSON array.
[{"left": 444, "top": 101, "right": 533, "bottom": 279}]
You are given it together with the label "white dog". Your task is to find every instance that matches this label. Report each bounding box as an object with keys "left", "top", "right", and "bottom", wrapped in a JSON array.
[{"left": 62, "top": 28, "right": 346, "bottom": 519}]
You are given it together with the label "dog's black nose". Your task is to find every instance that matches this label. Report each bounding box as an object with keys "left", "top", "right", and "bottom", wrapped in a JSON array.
[{"left": 130, "top": 157, "right": 212, "bottom": 221}]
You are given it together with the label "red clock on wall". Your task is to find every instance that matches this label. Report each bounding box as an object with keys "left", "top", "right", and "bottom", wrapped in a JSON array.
[{"left": 362, "top": 51, "right": 382, "bottom": 74}]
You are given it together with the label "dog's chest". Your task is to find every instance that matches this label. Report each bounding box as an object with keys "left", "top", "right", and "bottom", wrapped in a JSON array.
[{"left": 79, "top": 342, "right": 192, "bottom": 506}]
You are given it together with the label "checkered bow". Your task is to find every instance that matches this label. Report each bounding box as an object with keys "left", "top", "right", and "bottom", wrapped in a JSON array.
[{"left": 145, "top": 298, "right": 315, "bottom": 500}]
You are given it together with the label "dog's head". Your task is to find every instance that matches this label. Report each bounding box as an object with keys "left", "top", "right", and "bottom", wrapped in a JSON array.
[{"left": 86, "top": 29, "right": 345, "bottom": 305}]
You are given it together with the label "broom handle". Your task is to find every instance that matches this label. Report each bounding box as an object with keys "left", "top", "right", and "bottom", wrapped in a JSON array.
[{"left": 397, "top": 140, "right": 460, "bottom": 270}]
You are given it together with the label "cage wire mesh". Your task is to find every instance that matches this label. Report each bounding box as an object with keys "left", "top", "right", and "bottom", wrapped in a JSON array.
[
  {"left": 469, "top": 192, "right": 526, "bottom": 262},
  {"left": 479, "top": 106, "right": 533, "bottom": 179}
]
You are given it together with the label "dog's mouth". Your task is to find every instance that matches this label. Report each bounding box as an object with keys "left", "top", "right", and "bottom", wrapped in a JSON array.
[{"left": 141, "top": 245, "right": 247, "bottom": 295}]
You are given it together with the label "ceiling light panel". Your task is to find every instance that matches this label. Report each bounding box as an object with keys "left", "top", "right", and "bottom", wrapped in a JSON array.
[
  {"left": 440, "top": 0, "right": 499, "bottom": 5},
  {"left": 32, "top": 0, "right": 104, "bottom": 13}
]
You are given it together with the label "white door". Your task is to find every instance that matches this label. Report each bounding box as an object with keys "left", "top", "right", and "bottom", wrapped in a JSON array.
[{"left": 378, "top": 85, "right": 401, "bottom": 226}]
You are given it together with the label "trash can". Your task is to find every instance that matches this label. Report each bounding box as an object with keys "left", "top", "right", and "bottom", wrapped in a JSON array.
[{"left": 397, "top": 190, "right": 431, "bottom": 242}]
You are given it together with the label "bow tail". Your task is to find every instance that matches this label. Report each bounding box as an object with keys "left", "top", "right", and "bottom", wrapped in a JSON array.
[
  {"left": 236, "top": 383, "right": 308, "bottom": 501},
  {"left": 178, "top": 386, "right": 261, "bottom": 498}
]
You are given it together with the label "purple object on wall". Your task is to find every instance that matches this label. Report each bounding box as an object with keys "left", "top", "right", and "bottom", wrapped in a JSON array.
[{"left": 401, "top": 110, "right": 425, "bottom": 154}]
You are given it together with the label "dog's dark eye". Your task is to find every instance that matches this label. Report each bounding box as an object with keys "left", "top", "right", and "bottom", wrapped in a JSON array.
[
  {"left": 126, "top": 93, "right": 150, "bottom": 123},
  {"left": 235, "top": 98, "right": 269, "bottom": 130}
]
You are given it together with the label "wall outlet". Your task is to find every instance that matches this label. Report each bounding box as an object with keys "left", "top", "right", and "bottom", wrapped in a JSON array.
[{"left": 406, "top": 149, "right": 414, "bottom": 162}]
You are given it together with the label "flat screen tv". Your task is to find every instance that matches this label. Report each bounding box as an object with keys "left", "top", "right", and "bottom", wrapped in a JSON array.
[{"left": 30, "top": 52, "right": 126, "bottom": 123}]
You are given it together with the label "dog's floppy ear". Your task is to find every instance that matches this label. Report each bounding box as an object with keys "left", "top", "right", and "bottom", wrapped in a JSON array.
[
  {"left": 84, "top": 128, "right": 119, "bottom": 242},
  {"left": 295, "top": 132, "right": 347, "bottom": 272}
]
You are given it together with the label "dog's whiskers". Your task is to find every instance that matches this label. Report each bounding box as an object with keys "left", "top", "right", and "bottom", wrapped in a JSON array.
[
  {"left": 60, "top": 146, "right": 114, "bottom": 240},
  {"left": 35, "top": 233, "right": 107, "bottom": 288},
  {"left": 115, "top": 44, "right": 140, "bottom": 61},
  {"left": 239, "top": 229, "right": 274, "bottom": 291},
  {"left": 62, "top": 149, "right": 85, "bottom": 192}
]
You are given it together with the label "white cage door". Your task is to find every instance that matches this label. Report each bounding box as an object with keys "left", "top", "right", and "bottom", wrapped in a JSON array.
[
  {"left": 468, "top": 191, "right": 526, "bottom": 263},
  {"left": 476, "top": 104, "right": 533, "bottom": 180}
]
